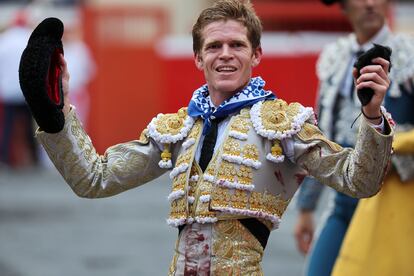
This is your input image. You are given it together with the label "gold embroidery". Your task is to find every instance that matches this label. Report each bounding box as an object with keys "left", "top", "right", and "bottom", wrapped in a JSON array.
[
  {"left": 188, "top": 172, "right": 197, "bottom": 196},
  {"left": 248, "top": 192, "right": 262, "bottom": 212},
  {"left": 263, "top": 192, "right": 276, "bottom": 215},
  {"left": 231, "top": 190, "right": 249, "bottom": 209},
  {"left": 187, "top": 120, "right": 202, "bottom": 139},
  {"left": 172, "top": 173, "right": 186, "bottom": 191},
  {"left": 194, "top": 182, "right": 216, "bottom": 218},
  {"left": 217, "top": 161, "right": 238, "bottom": 183},
  {"left": 270, "top": 140, "right": 283, "bottom": 155},
  {"left": 222, "top": 138, "right": 242, "bottom": 156},
  {"left": 155, "top": 107, "right": 188, "bottom": 136},
  {"left": 242, "top": 144, "right": 260, "bottom": 161},
  {"left": 297, "top": 123, "right": 343, "bottom": 152},
  {"left": 161, "top": 143, "right": 172, "bottom": 164},
  {"left": 175, "top": 150, "right": 193, "bottom": 167},
  {"left": 211, "top": 187, "right": 231, "bottom": 208},
  {"left": 236, "top": 165, "right": 253, "bottom": 185},
  {"left": 210, "top": 189, "right": 290, "bottom": 222},
  {"left": 260, "top": 99, "right": 301, "bottom": 133},
  {"left": 169, "top": 197, "right": 187, "bottom": 219},
  {"left": 239, "top": 108, "right": 251, "bottom": 118},
  {"left": 230, "top": 116, "right": 250, "bottom": 134},
  {"left": 168, "top": 239, "right": 180, "bottom": 276},
  {"left": 137, "top": 128, "right": 149, "bottom": 144},
  {"left": 212, "top": 220, "right": 263, "bottom": 275}
]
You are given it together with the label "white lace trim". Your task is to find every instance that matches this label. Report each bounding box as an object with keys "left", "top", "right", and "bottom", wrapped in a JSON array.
[
  {"left": 242, "top": 158, "right": 261, "bottom": 169},
  {"left": 229, "top": 130, "right": 248, "bottom": 140},
  {"left": 166, "top": 217, "right": 187, "bottom": 227},
  {"left": 167, "top": 190, "right": 185, "bottom": 202},
  {"left": 182, "top": 138, "right": 196, "bottom": 150},
  {"left": 169, "top": 163, "right": 189, "bottom": 179},
  {"left": 166, "top": 217, "right": 195, "bottom": 227},
  {"left": 190, "top": 175, "right": 199, "bottom": 182},
  {"left": 381, "top": 106, "right": 395, "bottom": 129},
  {"left": 222, "top": 154, "right": 262, "bottom": 169},
  {"left": 195, "top": 216, "right": 218, "bottom": 224},
  {"left": 250, "top": 101, "right": 314, "bottom": 140},
  {"left": 158, "top": 159, "right": 172, "bottom": 169},
  {"left": 203, "top": 174, "right": 215, "bottom": 183},
  {"left": 188, "top": 196, "right": 195, "bottom": 204},
  {"left": 148, "top": 114, "right": 195, "bottom": 144},
  {"left": 213, "top": 206, "right": 281, "bottom": 230},
  {"left": 266, "top": 153, "right": 285, "bottom": 163},
  {"left": 216, "top": 179, "right": 255, "bottom": 191},
  {"left": 199, "top": 195, "right": 211, "bottom": 203},
  {"left": 222, "top": 154, "right": 243, "bottom": 164}
]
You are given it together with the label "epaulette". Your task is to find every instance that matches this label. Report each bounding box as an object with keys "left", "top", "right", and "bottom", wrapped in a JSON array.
[
  {"left": 147, "top": 107, "right": 195, "bottom": 168},
  {"left": 250, "top": 99, "right": 315, "bottom": 163}
]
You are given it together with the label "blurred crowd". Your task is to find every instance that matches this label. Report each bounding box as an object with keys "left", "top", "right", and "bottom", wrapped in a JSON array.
[{"left": 0, "top": 4, "right": 94, "bottom": 169}]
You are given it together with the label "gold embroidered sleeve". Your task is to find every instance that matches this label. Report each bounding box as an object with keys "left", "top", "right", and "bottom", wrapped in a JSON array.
[
  {"left": 36, "top": 108, "right": 166, "bottom": 198},
  {"left": 294, "top": 118, "right": 393, "bottom": 198}
]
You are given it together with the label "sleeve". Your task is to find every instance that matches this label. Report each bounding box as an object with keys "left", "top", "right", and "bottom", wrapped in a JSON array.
[
  {"left": 293, "top": 117, "right": 393, "bottom": 198},
  {"left": 36, "top": 108, "right": 168, "bottom": 198},
  {"left": 296, "top": 177, "right": 324, "bottom": 211}
]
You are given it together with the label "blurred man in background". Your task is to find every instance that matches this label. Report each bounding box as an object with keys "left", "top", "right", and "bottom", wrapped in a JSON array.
[
  {"left": 0, "top": 10, "right": 37, "bottom": 168},
  {"left": 294, "top": 0, "right": 414, "bottom": 275}
]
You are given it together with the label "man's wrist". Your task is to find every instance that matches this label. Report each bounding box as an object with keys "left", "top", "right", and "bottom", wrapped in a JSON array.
[{"left": 361, "top": 107, "right": 382, "bottom": 125}]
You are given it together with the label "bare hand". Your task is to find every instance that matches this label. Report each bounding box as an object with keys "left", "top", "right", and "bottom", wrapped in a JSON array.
[
  {"left": 353, "top": 57, "right": 390, "bottom": 124},
  {"left": 59, "top": 53, "right": 71, "bottom": 116},
  {"left": 294, "top": 210, "right": 314, "bottom": 255}
]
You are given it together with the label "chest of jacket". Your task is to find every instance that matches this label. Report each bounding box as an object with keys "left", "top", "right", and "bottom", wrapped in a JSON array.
[{"left": 163, "top": 104, "right": 312, "bottom": 230}]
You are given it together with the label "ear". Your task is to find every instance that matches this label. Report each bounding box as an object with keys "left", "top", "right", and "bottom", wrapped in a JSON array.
[
  {"left": 194, "top": 53, "right": 203, "bottom": 71},
  {"left": 251, "top": 46, "right": 263, "bottom": 67}
]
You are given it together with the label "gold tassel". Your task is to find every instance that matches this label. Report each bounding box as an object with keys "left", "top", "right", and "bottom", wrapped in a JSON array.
[
  {"left": 161, "top": 143, "right": 172, "bottom": 163},
  {"left": 271, "top": 140, "right": 283, "bottom": 156}
]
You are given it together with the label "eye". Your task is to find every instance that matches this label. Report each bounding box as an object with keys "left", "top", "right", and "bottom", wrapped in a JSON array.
[
  {"left": 206, "top": 43, "right": 220, "bottom": 50},
  {"left": 231, "top": 42, "right": 244, "bottom": 48}
]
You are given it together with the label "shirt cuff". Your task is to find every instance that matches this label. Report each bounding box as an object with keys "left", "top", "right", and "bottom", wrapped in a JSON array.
[{"left": 366, "top": 116, "right": 384, "bottom": 133}]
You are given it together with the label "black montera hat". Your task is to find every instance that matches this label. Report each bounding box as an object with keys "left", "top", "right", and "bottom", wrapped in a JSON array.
[
  {"left": 19, "top": 17, "right": 65, "bottom": 133},
  {"left": 321, "top": 0, "right": 339, "bottom": 5}
]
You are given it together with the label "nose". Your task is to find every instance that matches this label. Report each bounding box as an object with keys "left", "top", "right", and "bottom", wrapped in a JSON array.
[
  {"left": 219, "top": 44, "right": 233, "bottom": 60},
  {"left": 364, "top": 0, "right": 375, "bottom": 7}
]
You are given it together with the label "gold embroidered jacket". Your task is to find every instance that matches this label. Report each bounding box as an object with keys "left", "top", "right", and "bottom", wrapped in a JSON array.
[{"left": 36, "top": 99, "right": 394, "bottom": 230}]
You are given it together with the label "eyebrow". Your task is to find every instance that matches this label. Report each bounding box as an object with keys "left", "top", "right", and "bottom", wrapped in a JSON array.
[{"left": 204, "top": 39, "right": 247, "bottom": 48}]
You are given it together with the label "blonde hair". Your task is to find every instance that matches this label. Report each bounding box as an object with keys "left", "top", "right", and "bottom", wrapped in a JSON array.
[{"left": 192, "top": 0, "right": 262, "bottom": 55}]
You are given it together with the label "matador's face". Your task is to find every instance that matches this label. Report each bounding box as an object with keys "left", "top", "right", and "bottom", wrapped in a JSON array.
[{"left": 195, "top": 19, "right": 262, "bottom": 104}]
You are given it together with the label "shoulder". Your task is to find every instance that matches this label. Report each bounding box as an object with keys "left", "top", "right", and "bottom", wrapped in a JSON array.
[
  {"left": 147, "top": 107, "right": 195, "bottom": 144},
  {"left": 317, "top": 34, "right": 353, "bottom": 80},
  {"left": 250, "top": 99, "right": 317, "bottom": 140},
  {"left": 389, "top": 33, "right": 414, "bottom": 83}
]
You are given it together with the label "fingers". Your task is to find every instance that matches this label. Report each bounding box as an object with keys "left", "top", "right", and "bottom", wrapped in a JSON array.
[
  {"left": 59, "top": 53, "right": 66, "bottom": 68},
  {"left": 356, "top": 80, "right": 387, "bottom": 92},
  {"left": 58, "top": 53, "right": 71, "bottom": 116},
  {"left": 352, "top": 68, "right": 358, "bottom": 79},
  {"left": 294, "top": 229, "right": 313, "bottom": 255},
  {"left": 358, "top": 65, "right": 389, "bottom": 85},
  {"left": 355, "top": 58, "right": 390, "bottom": 97},
  {"left": 372, "top": 57, "right": 390, "bottom": 73}
]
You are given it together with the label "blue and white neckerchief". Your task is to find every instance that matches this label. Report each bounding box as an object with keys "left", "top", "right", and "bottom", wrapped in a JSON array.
[{"left": 188, "top": 76, "right": 276, "bottom": 135}]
